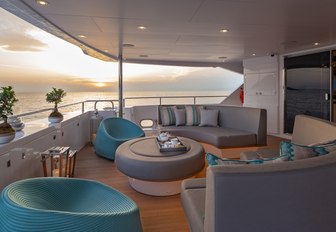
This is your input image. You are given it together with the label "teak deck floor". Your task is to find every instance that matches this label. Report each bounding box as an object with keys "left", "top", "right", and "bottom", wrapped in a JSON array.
[{"left": 75, "top": 135, "right": 284, "bottom": 232}]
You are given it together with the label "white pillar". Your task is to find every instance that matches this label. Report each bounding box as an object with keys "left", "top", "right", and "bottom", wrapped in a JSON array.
[{"left": 118, "top": 56, "right": 123, "bottom": 118}]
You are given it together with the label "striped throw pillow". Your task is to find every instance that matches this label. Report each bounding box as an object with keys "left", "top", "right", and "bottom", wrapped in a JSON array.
[
  {"left": 160, "top": 107, "right": 176, "bottom": 126},
  {"left": 185, "top": 105, "right": 203, "bottom": 126}
]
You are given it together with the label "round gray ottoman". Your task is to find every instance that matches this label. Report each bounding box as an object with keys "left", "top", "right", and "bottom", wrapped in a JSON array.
[{"left": 115, "top": 136, "right": 204, "bottom": 196}]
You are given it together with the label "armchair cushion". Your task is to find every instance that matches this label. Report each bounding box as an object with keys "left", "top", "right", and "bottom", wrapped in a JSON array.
[
  {"left": 206, "top": 153, "right": 287, "bottom": 166},
  {"left": 280, "top": 141, "right": 336, "bottom": 161}
]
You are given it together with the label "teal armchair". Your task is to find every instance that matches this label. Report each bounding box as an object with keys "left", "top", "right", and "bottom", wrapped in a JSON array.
[
  {"left": 94, "top": 117, "right": 145, "bottom": 160},
  {"left": 0, "top": 178, "right": 143, "bottom": 232}
]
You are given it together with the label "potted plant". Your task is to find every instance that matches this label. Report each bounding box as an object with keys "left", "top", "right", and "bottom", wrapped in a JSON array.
[
  {"left": 0, "top": 86, "right": 18, "bottom": 144},
  {"left": 46, "top": 87, "right": 66, "bottom": 123}
]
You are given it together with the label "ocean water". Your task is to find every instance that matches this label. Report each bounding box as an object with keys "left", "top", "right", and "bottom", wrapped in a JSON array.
[{"left": 13, "top": 90, "right": 230, "bottom": 122}]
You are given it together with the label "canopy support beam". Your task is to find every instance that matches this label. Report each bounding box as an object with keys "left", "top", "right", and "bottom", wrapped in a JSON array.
[{"left": 118, "top": 56, "right": 123, "bottom": 118}]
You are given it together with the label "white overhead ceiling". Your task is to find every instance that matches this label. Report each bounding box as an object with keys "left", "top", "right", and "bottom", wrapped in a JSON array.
[{"left": 2, "top": 0, "right": 336, "bottom": 71}]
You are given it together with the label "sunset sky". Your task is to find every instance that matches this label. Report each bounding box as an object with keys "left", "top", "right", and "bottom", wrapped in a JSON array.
[{"left": 0, "top": 8, "right": 243, "bottom": 93}]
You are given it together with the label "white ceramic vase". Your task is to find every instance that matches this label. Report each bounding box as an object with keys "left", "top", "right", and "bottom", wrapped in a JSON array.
[
  {"left": 48, "top": 116, "right": 63, "bottom": 123},
  {"left": 0, "top": 132, "right": 15, "bottom": 144}
]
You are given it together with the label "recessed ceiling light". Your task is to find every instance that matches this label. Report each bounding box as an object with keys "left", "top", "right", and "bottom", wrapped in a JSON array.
[
  {"left": 252, "top": 53, "right": 256, "bottom": 56},
  {"left": 36, "top": 0, "right": 49, "bottom": 6},
  {"left": 220, "top": 29, "right": 229, "bottom": 33},
  {"left": 123, "top": 44, "right": 135, "bottom": 47},
  {"left": 139, "top": 55, "right": 149, "bottom": 58},
  {"left": 137, "top": 26, "right": 147, "bottom": 30},
  {"left": 78, "top": 35, "right": 87, "bottom": 38},
  {"left": 314, "top": 42, "right": 320, "bottom": 46}
]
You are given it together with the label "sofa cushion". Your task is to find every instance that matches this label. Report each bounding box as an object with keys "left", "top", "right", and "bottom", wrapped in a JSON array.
[
  {"left": 160, "top": 126, "right": 256, "bottom": 148},
  {"left": 185, "top": 105, "right": 203, "bottom": 126},
  {"left": 309, "top": 139, "right": 336, "bottom": 146},
  {"left": 180, "top": 188, "right": 205, "bottom": 232},
  {"left": 174, "top": 108, "right": 186, "bottom": 126},
  {"left": 240, "top": 149, "right": 280, "bottom": 161},
  {"left": 160, "top": 107, "right": 176, "bottom": 126},
  {"left": 181, "top": 178, "right": 206, "bottom": 190},
  {"left": 280, "top": 141, "right": 336, "bottom": 161},
  {"left": 199, "top": 109, "right": 219, "bottom": 127}
]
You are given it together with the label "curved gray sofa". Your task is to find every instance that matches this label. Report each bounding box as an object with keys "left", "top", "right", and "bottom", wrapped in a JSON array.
[
  {"left": 158, "top": 105, "right": 267, "bottom": 148},
  {"left": 181, "top": 115, "right": 336, "bottom": 232}
]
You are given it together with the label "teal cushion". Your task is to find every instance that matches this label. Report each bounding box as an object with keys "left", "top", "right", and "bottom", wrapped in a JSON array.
[
  {"left": 280, "top": 141, "right": 336, "bottom": 161},
  {"left": 206, "top": 153, "right": 288, "bottom": 166}
]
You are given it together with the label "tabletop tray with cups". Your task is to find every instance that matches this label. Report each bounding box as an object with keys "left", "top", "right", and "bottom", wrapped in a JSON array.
[{"left": 156, "top": 132, "right": 187, "bottom": 152}]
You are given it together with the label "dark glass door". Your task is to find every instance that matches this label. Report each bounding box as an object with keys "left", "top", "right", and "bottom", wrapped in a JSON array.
[
  {"left": 332, "top": 50, "right": 336, "bottom": 122},
  {"left": 284, "top": 51, "right": 331, "bottom": 133}
]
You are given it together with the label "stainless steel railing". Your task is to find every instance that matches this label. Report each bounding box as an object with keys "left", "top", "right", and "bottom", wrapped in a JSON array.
[
  {"left": 11, "top": 100, "right": 119, "bottom": 120},
  {"left": 9, "top": 95, "right": 227, "bottom": 121},
  {"left": 123, "top": 95, "right": 228, "bottom": 106}
]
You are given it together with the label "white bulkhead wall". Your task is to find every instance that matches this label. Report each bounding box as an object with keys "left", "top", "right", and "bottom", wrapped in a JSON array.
[
  {"left": 243, "top": 56, "right": 280, "bottom": 134},
  {"left": 0, "top": 113, "right": 91, "bottom": 190}
]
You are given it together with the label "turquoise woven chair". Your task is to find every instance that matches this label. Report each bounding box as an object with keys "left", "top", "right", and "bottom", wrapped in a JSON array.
[
  {"left": 0, "top": 178, "right": 143, "bottom": 232},
  {"left": 94, "top": 117, "right": 145, "bottom": 160}
]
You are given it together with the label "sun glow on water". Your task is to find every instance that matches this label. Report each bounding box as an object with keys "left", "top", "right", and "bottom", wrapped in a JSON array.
[{"left": 94, "top": 82, "right": 107, "bottom": 88}]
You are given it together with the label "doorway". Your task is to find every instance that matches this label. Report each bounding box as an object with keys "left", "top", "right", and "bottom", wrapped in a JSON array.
[{"left": 284, "top": 51, "right": 331, "bottom": 133}]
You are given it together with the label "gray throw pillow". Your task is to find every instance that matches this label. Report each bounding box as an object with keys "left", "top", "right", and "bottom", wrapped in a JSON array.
[
  {"left": 199, "top": 109, "right": 219, "bottom": 127},
  {"left": 174, "top": 108, "right": 186, "bottom": 126}
]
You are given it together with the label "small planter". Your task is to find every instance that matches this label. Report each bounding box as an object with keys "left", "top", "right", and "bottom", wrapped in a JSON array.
[
  {"left": 48, "top": 116, "right": 63, "bottom": 123},
  {"left": 0, "top": 86, "right": 18, "bottom": 144},
  {"left": 0, "top": 131, "right": 15, "bottom": 144},
  {"left": 46, "top": 87, "right": 66, "bottom": 124}
]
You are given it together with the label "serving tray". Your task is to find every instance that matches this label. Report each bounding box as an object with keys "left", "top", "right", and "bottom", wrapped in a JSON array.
[{"left": 155, "top": 137, "right": 187, "bottom": 152}]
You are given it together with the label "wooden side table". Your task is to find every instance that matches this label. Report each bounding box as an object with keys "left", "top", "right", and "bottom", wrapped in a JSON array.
[
  {"left": 41, "top": 147, "right": 77, "bottom": 177},
  {"left": 67, "top": 150, "right": 78, "bottom": 177}
]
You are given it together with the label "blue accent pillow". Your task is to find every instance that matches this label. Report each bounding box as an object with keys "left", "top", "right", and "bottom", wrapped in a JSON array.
[{"left": 280, "top": 140, "right": 336, "bottom": 161}]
